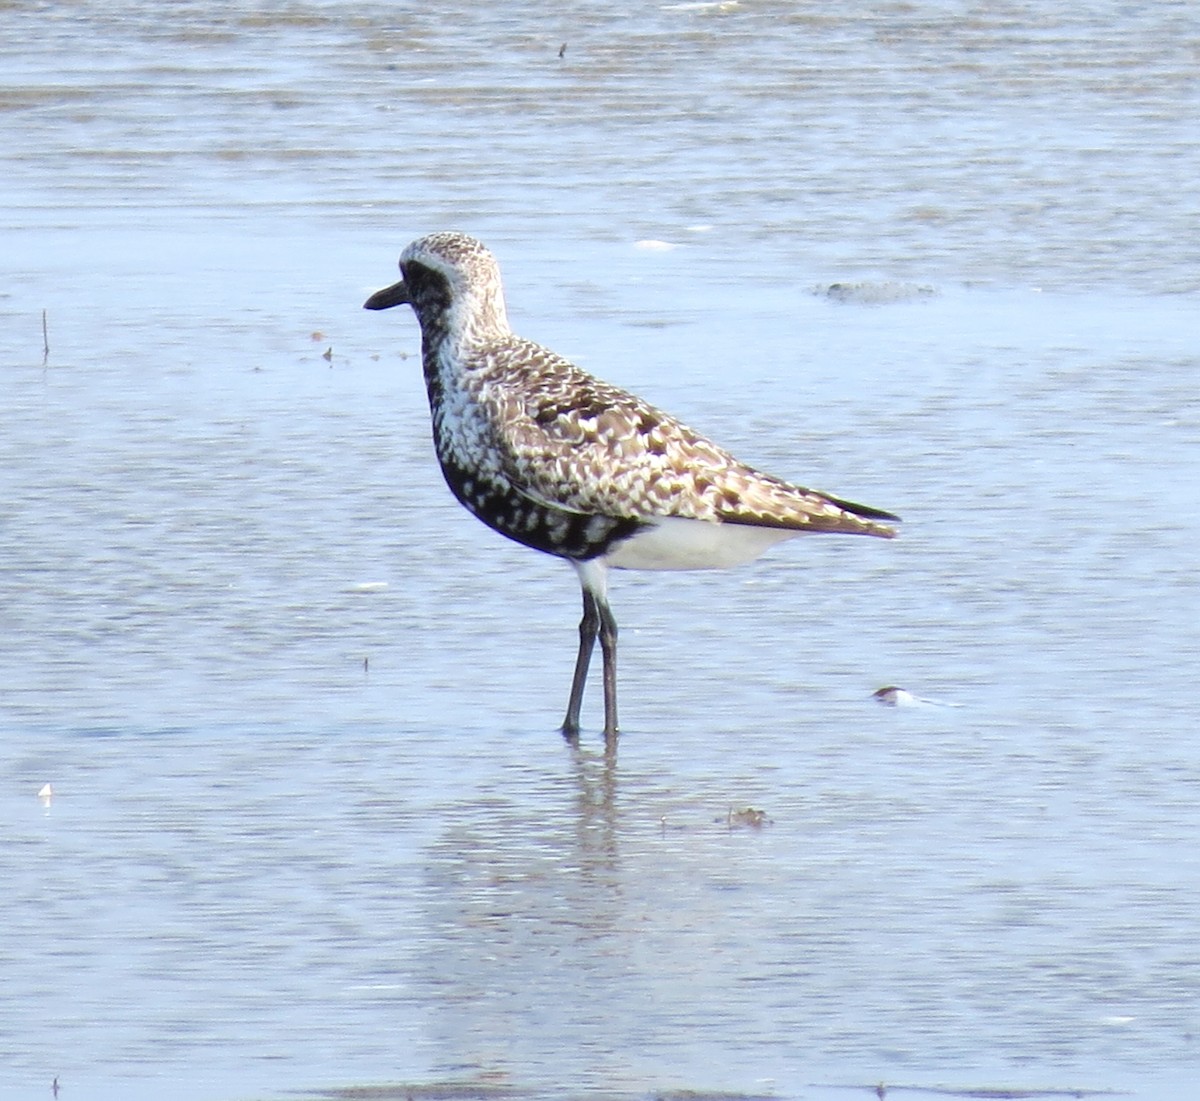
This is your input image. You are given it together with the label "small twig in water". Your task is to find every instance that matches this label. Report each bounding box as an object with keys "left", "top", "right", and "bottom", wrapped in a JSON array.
[{"left": 42, "top": 309, "right": 50, "bottom": 364}]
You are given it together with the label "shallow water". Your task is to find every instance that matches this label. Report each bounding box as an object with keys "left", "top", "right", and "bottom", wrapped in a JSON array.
[{"left": 2, "top": 2, "right": 1199, "bottom": 1100}]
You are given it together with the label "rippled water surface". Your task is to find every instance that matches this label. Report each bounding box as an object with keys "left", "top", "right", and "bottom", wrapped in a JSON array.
[{"left": 2, "top": 2, "right": 1198, "bottom": 1100}]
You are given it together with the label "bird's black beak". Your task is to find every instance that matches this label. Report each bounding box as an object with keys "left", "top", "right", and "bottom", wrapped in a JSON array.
[{"left": 363, "top": 279, "right": 410, "bottom": 310}]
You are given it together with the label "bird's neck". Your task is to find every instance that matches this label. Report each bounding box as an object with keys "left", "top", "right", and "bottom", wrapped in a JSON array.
[
  {"left": 420, "top": 327, "right": 495, "bottom": 415},
  {"left": 418, "top": 297, "right": 510, "bottom": 392}
]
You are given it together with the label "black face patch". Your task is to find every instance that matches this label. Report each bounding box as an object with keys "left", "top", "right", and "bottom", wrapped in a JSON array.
[{"left": 401, "top": 262, "right": 454, "bottom": 331}]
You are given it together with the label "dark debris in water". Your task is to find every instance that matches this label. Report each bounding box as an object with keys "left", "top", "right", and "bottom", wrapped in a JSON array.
[
  {"left": 730, "top": 806, "right": 770, "bottom": 828},
  {"left": 716, "top": 806, "right": 772, "bottom": 829},
  {"left": 814, "top": 281, "right": 938, "bottom": 305}
]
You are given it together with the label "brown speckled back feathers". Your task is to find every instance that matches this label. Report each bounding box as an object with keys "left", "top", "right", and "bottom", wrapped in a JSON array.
[{"left": 479, "top": 334, "right": 897, "bottom": 537}]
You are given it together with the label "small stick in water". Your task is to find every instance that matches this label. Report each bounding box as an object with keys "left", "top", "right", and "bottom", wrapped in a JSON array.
[{"left": 42, "top": 309, "right": 49, "bottom": 364}]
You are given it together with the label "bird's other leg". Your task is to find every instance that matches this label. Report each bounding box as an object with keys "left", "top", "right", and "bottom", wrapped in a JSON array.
[
  {"left": 596, "top": 594, "right": 619, "bottom": 743},
  {"left": 562, "top": 588, "right": 599, "bottom": 742}
]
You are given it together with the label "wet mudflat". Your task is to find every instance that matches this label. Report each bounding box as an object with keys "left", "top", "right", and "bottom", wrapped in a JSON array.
[{"left": 1, "top": 3, "right": 1198, "bottom": 1101}]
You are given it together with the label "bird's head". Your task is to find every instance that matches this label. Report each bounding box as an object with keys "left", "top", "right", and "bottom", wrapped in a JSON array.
[{"left": 364, "top": 231, "right": 511, "bottom": 345}]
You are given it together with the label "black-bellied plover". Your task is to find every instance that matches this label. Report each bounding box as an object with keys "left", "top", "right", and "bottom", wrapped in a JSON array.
[{"left": 365, "top": 232, "right": 899, "bottom": 743}]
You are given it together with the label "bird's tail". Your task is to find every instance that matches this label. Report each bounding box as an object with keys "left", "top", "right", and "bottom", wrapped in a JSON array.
[{"left": 826, "top": 494, "right": 902, "bottom": 526}]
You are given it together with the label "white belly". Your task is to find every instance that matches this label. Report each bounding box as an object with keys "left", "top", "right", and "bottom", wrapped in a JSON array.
[{"left": 605, "top": 515, "right": 803, "bottom": 571}]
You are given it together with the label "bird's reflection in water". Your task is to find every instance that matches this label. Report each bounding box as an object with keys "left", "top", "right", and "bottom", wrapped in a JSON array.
[{"left": 412, "top": 730, "right": 643, "bottom": 1090}]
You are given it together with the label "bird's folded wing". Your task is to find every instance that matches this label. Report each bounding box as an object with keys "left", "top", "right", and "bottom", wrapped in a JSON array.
[{"left": 483, "top": 345, "right": 897, "bottom": 538}]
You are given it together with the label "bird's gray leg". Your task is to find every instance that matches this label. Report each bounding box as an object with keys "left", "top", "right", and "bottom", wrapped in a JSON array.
[
  {"left": 561, "top": 590, "right": 599, "bottom": 742},
  {"left": 565, "top": 557, "right": 617, "bottom": 743},
  {"left": 596, "top": 595, "right": 619, "bottom": 741}
]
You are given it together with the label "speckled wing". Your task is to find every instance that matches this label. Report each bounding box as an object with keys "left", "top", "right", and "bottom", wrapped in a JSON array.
[{"left": 481, "top": 337, "right": 898, "bottom": 538}]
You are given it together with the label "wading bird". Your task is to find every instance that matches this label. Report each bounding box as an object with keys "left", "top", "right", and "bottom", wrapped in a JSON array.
[{"left": 365, "top": 232, "right": 898, "bottom": 743}]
